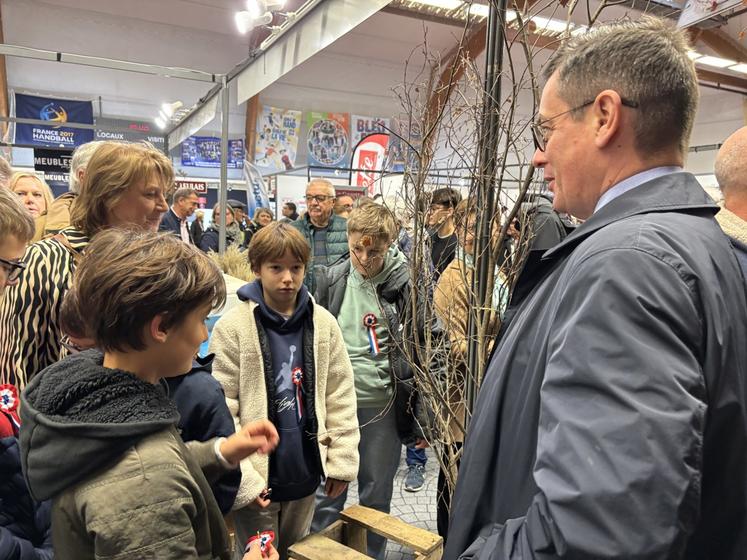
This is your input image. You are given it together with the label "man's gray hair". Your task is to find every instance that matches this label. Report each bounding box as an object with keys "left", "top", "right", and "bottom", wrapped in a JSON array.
[
  {"left": 715, "top": 127, "right": 747, "bottom": 195},
  {"left": 307, "top": 178, "right": 336, "bottom": 197},
  {"left": 69, "top": 141, "right": 105, "bottom": 193},
  {"left": 545, "top": 16, "right": 698, "bottom": 155}
]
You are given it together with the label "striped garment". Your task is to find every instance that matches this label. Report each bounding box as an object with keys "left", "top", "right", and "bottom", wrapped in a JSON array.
[{"left": 0, "top": 228, "right": 89, "bottom": 389}]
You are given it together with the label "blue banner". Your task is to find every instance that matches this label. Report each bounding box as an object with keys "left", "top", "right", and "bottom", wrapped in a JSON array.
[
  {"left": 15, "top": 93, "right": 94, "bottom": 148},
  {"left": 181, "top": 136, "right": 244, "bottom": 168}
]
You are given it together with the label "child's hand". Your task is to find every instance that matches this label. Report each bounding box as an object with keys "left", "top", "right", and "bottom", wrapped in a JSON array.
[
  {"left": 242, "top": 542, "right": 279, "bottom": 560},
  {"left": 324, "top": 478, "right": 348, "bottom": 499},
  {"left": 220, "top": 420, "right": 279, "bottom": 465},
  {"left": 254, "top": 494, "right": 271, "bottom": 508}
]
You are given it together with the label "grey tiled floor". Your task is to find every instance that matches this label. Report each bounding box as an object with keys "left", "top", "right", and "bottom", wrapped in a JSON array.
[{"left": 344, "top": 446, "right": 440, "bottom": 560}]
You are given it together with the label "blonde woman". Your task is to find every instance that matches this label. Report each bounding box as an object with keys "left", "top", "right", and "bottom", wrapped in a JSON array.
[
  {"left": 0, "top": 142, "right": 173, "bottom": 388},
  {"left": 10, "top": 173, "right": 54, "bottom": 242}
]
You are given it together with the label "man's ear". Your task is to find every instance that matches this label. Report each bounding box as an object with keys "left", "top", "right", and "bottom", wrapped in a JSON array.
[
  {"left": 593, "top": 90, "right": 624, "bottom": 149},
  {"left": 148, "top": 313, "right": 170, "bottom": 344}
]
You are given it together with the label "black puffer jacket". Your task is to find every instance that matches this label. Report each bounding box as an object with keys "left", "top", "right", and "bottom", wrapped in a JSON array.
[{"left": 0, "top": 437, "right": 52, "bottom": 560}]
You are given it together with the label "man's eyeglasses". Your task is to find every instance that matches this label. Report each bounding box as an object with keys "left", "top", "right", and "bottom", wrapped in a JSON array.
[
  {"left": 531, "top": 97, "right": 639, "bottom": 152},
  {"left": 0, "top": 257, "right": 26, "bottom": 283},
  {"left": 305, "top": 195, "right": 334, "bottom": 204}
]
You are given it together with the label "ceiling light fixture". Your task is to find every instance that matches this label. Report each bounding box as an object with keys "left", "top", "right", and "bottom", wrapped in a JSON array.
[
  {"left": 467, "top": 3, "right": 489, "bottom": 17},
  {"left": 696, "top": 55, "right": 737, "bottom": 68},
  {"left": 728, "top": 62, "right": 747, "bottom": 73},
  {"left": 530, "top": 15, "right": 572, "bottom": 34},
  {"left": 686, "top": 50, "right": 702, "bottom": 61},
  {"left": 408, "top": 0, "right": 464, "bottom": 9},
  {"left": 154, "top": 100, "right": 185, "bottom": 130},
  {"left": 161, "top": 101, "right": 183, "bottom": 118}
]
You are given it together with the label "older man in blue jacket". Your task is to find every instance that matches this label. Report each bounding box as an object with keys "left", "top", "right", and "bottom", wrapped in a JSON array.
[{"left": 446, "top": 17, "right": 747, "bottom": 560}]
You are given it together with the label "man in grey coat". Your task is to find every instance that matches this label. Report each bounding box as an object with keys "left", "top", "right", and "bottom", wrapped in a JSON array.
[{"left": 445, "top": 17, "right": 747, "bottom": 560}]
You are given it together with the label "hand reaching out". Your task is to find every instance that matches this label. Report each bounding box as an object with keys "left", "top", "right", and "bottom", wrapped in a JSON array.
[
  {"left": 243, "top": 542, "right": 279, "bottom": 560},
  {"left": 220, "top": 420, "right": 279, "bottom": 465}
]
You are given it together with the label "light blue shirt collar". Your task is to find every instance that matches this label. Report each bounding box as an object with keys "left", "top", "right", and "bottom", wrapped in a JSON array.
[{"left": 594, "top": 166, "right": 683, "bottom": 214}]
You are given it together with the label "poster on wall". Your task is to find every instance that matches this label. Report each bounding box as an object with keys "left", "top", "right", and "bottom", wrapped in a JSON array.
[
  {"left": 255, "top": 106, "right": 301, "bottom": 173},
  {"left": 181, "top": 136, "right": 244, "bottom": 168},
  {"left": 386, "top": 118, "right": 421, "bottom": 173},
  {"left": 350, "top": 133, "right": 390, "bottom": 195},
  {"left": 33, "top": 148, "right": 73, "bottom": 192},
  {"left": 15, "top": 93, "right": 94, "bottom": 148},
  {"left": 306, "top": 112, "right": 350, "bottom": 169},
  {"left": 350, "top": 116, "right": 390, "bottom": 146}
]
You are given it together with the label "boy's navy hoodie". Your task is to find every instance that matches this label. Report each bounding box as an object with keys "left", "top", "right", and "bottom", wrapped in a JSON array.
[{"left": 238, "top": 280, "right": 321, "bottom": 501}]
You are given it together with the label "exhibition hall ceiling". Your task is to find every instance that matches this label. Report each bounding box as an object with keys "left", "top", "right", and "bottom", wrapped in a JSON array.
[{"left": 1, "top": 0, "right": 745, "bottom": 160}]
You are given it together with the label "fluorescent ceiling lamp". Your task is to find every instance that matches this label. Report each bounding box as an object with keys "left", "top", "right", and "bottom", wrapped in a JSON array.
[
  {"left": 468, "top": 3, "right": 489, "bottom": 17},
  {"left": 408, "top": 0, "right": 464, "bottom": 9},
  {"left": 729, "top": 63, "right": 747, "bottom": 73},
  {"left": 161, "top": 101, "right": 183, "bottom": 118},
  {"left": 696, "top": 55, "right": 736, "bottom": 68},
  {"left": 530, "top": 15, "right": 572, "bottom": 34},
  {"left": 686, "top": 50, "right": 702, "bottom": 60},
  {"left": 571, "top": 25, "right": 589, "bottom": 36},
  {"left": 154, "top": 116, "right": 167, "bottom": 130}
]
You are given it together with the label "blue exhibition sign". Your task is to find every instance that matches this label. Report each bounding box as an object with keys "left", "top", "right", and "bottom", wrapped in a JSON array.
[
  {"left": 181, "top": 136, "right": 244, "bottom": 169},
  {"left": 15, "top": 93, "right": 94, "bottom": 148}
]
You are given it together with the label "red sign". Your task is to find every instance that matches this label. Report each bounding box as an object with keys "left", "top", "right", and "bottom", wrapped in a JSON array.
[{"left": 352, "top": 133, "right": 389, "bottom": 195}]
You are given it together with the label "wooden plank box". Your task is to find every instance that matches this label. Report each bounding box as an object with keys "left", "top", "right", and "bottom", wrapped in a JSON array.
[{"left": 289, "top": 504, "right": 443, "bottom": 560}]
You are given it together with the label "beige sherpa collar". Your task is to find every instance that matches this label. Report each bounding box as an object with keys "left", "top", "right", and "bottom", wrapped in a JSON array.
[{"left": 717, "top": 205, "right": 747, "bottom": 245}]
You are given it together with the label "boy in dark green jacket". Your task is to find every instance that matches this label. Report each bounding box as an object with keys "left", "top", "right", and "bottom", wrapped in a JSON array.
[{"left": 20, "top": 230, "right": 279, "bottom": 560}]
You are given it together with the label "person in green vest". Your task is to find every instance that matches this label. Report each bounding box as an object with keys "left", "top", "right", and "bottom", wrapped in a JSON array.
[{"left": 290, "top": 179, "right": 348, "bottom": 293}]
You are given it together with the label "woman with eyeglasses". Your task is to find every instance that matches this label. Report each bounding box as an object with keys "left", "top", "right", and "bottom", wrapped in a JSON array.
[{"left": 0, "top": 141, "right": 173, "bottom": 390}]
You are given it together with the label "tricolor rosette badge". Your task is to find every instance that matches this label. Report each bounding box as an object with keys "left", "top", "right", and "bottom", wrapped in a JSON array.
[
  {"left": 245, "top": 530, "right": 275, "bottom": 557},
  {"left": 292, "top": 367, "right": 304, "bottom": 421},
  {"left": 363, "top": 313, "right": 380, "bottom": 356},
  {"left": 0, "top": 384, "right": 19, "bottom": 413}
]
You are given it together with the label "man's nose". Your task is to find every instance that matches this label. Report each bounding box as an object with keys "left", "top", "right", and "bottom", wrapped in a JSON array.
[{"left": 531, "top": 148, "right": 547, "bottom": 168}]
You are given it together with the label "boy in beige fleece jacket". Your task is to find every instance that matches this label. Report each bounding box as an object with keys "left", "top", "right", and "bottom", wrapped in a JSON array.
[{"left": 210, "top": 222, "right": 359, "bottom": 560}]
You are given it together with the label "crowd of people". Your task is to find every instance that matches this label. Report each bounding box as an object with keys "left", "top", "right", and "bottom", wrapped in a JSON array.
[{"left": 1, "top": 15, "right": 747, "bottom": 560}]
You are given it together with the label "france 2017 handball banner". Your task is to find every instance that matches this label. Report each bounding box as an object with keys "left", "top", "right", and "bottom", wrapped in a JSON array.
[
  {"left": 306, "top": 112, "right": 350, "bottom": 170},
  {"left": 15, "top": 93, "right": 94, "bottom": 148},
  {"left": 255, "top": 105, "right": 301, "bottom": 173},
  {"left": 181, "top": 136, "right": 244, "bottom": 169}
]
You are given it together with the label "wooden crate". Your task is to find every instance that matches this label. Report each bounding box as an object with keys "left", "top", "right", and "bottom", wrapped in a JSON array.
[{"left": 289, "top": 504, "right": 443, "bottom": 560}]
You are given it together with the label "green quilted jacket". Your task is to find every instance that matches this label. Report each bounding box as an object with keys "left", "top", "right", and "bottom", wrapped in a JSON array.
[{"left": 290, "top": 213, "right": 348, "bottom": 292}]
